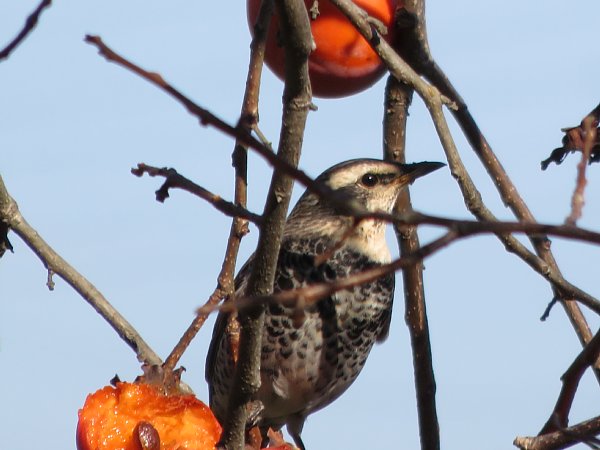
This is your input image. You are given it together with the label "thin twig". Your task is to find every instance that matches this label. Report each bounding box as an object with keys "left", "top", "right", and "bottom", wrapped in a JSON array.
[
  {"left": 0, "top": 0, "right": 52, "bottom": 61},
  {"left": 411, "top": 212, "right": 600, "bottom": 250},
  {"left": 214, "top": 214, "right": 600, "bottom": 316},
  {"left": 0, "top": 174, "right": 161, "bottom": 366},
  {"left": 131, "top": 163, "right": 262, "bottom": 225},
  {"left": 566, "top": 105, "right": 600, "bottom": 225},
  {"left": 85, "top": 35, "right": 340, "bottom": 207},
  {"left": 419, "top": 213, "right": 600, "bottom": 315},
  {"left": 539, "top": 330, "right": 600, "bottom": 434},
  {"left": 163, "top": 291, "right": 226, "bottom": 376}
]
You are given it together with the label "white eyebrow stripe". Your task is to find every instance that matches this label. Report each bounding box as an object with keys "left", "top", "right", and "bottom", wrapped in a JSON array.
[{"left": 325, "top": 162, "right": 400, "bottom": 190}]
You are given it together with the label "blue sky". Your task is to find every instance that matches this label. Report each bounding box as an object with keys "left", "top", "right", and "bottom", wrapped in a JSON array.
[{"left": 2, "top": 1, "right": 599, "bottom": 449}]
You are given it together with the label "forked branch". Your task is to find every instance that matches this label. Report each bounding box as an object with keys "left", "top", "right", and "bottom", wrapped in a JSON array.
[{"left": 131, "top": 163, "right": 262, "bottom": 225}]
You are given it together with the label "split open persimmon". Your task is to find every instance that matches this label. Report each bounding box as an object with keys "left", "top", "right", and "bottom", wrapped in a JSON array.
[
  {"left": 76, "top": 382, "right": 221, "bottom": 450},
  {"left": 247, "top": 0, "right": 402, "bottom": 98}
]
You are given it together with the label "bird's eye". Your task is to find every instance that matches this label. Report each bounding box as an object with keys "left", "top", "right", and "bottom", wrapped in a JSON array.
[{"left": 360, "top": 173, "right": 379, "bottom": 187}]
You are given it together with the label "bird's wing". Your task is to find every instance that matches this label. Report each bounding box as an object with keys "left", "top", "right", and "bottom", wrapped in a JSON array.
[
  {"left": 205, "top": 240, "right": 332, "bottom": 387},
  {"left": 376, "top": 269, "right": 395, "bottom": 342},
  {"left": 204, "top": 309, "right": 227, "bottom": 386},
  {"left": 276, "top": 244, "right": 336, "bottom": 288},
  {"left": 376, "top": 299, "right": 393, "bottom": 342}
]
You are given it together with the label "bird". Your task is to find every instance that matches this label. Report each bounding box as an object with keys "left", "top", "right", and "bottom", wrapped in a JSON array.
[{"left": 206, "top": 158, "right": 444, "bottom": 450}]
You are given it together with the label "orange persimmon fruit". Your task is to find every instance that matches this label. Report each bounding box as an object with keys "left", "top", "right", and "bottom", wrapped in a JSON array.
[
  {"left": 76, "top": 382, "right": 221, "bottom": 450},
  {"left": 247, "top": 0, "right": 402, "bottom": 98}
]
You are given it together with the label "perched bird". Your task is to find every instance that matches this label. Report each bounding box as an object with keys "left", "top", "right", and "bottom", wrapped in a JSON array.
[{"left": 206, "top": 158, "right": 444, "bottom": 449}]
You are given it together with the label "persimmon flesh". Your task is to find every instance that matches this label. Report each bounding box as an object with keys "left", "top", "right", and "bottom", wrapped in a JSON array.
[
  {"left": 247, "top": 0, "right": 402, "bottom": 98},
  {"left": 76, "top": 382, "right": 221, "bottom": 450}
]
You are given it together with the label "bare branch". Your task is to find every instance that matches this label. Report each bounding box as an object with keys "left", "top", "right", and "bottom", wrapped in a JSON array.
[
  {"left": 163, "top": 290, "right": 227, "bottom": 377},
  {"left": 539, "top": 330, "right": 600, "bottom": 434},
  {"left": 566, "top": 104, "right": 600, "bottom": 225},
  {"left": 131, "top": 163, "right": 263, "bottom": 225},
  {"left": 515, "top": 415, "right": 600, "bottom": 450},
  {"left": 220, "top": 0, "right": 313, "bottom": 447},
  {"left": 383, "top": 73, "right": 440, "bottom": 450},
  {"left": 84, "top": 34, "right": 341, "bottom": 211},
  {"left": 0, "top": 0, "right": 52, "bottom": 62},
  {"left": 410, "top": 212, "right": 600, "bottom": 249},
  {"left": 0, "top": 174, "right": 161, "bottom": 366}
]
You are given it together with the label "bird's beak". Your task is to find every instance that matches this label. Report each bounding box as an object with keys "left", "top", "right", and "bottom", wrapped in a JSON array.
[{"left": 398, "top": 161, "right": 445, "bottom": 184}]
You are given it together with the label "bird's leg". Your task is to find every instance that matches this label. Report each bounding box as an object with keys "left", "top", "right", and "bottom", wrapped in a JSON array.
[{"left": 287, "top": 414, "right": 307, "bottom": 450}]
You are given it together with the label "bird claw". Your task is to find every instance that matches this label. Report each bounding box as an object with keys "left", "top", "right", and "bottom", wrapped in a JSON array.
[{"left": 245, "top": 400, "right": 265, "bottom": 429}]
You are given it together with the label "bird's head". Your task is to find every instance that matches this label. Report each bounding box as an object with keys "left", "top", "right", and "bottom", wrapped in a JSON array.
[
  {"left": 316, "top": 159, "right": 445, "bottom": 214},
  {"left": 285, "top": 159, "right": 444, "bottom": 246}
]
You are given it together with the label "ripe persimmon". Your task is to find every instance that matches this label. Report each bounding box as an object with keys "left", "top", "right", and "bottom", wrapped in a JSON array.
[
  {"left": 76, "top": 382, "right": 221, "bottom": 450},
  {"left": 247, "top": 0, "right": 401, "bottom": 98}
]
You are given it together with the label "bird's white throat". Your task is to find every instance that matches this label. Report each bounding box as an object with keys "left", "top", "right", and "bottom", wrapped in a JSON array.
[{"left": 343, "top": 219, "right": 392, "bottom": 263}]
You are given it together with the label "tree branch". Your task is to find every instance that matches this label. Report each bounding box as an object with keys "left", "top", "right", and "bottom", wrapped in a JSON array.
[
  {"left": 515, "top": 415, "right": 600, "bottom": 450},
  {"left": 84, "top": 34, "right": 341, "bottom": 211},
  {"left": 383, "top": 74, "right": 440, "bottom": 450},
  {"left": 539, "top": 330, "right": 600, "bottom": 435},
  {"left": 0, "top": 0, "right": 52, "bottom": 62},
  {"left": 220, "top": 0, "right": 313, "bottom": 448},
  {"left": 566, "top": 104, "right": 600, "bottom": 225},
  {"left": 131, "top": 163, "right": 262, "bottom": 225},
  {"left": 0, "top": 174, "right": 161, "bottom": 366}
]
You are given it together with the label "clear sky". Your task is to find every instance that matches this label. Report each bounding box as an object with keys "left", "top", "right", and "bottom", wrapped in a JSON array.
[{"left": 2, "top": 1, "right": 599, "bottom": 449}]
